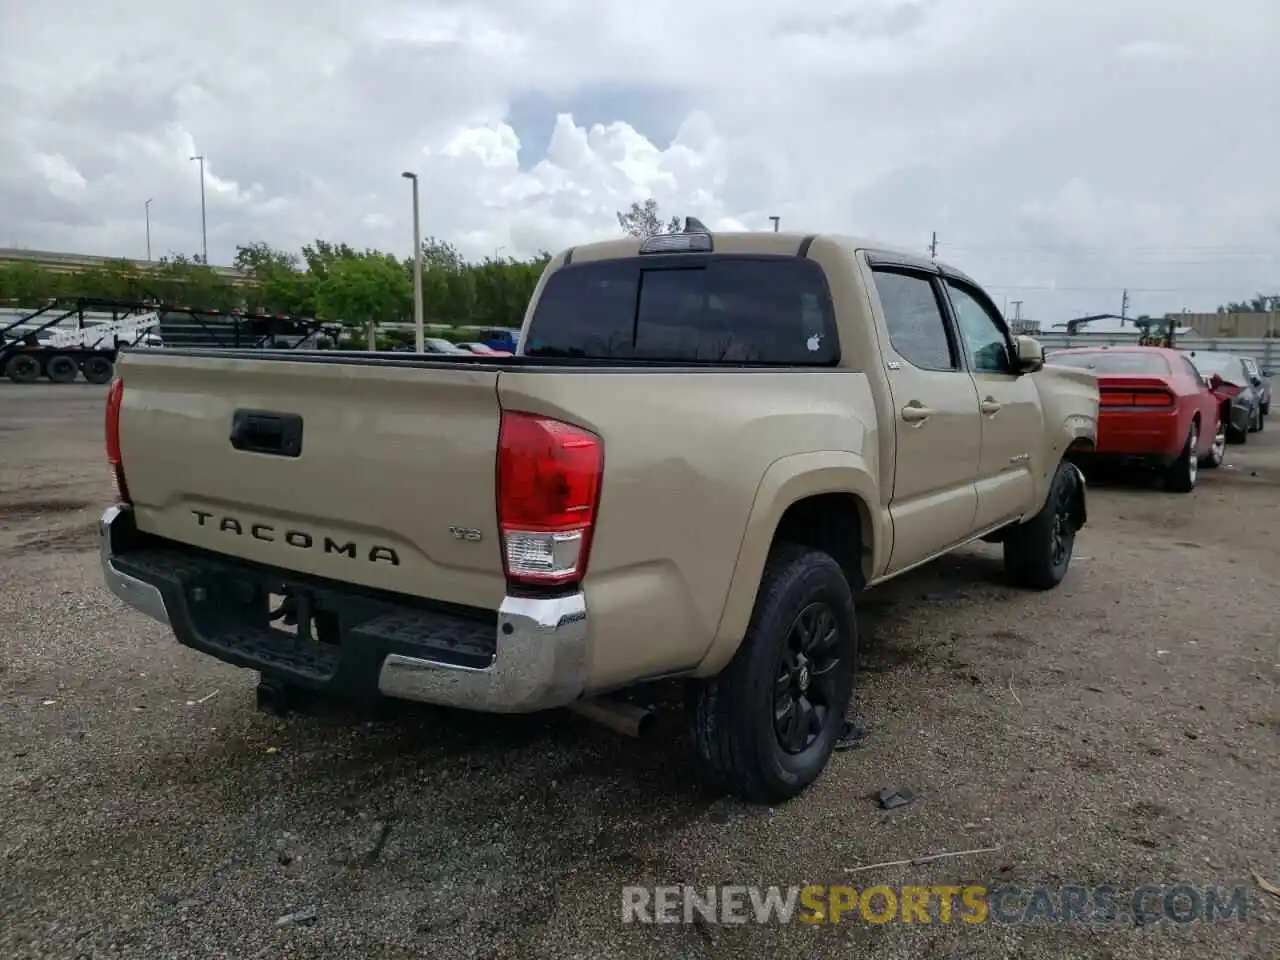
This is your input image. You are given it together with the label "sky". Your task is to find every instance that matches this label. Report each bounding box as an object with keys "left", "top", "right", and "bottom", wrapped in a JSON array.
[{"left": 1, "top": 0, "right": 1278, "bottom": 323}]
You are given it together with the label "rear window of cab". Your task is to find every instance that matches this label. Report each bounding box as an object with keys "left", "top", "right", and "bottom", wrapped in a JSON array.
[{"left": 523, "top": 255, "right": 839, "bottom": 365}]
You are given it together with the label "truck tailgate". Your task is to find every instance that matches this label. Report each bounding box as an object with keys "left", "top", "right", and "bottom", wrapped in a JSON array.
[{"left": 116, "top": 351, "right": 507, "bottom": 609}]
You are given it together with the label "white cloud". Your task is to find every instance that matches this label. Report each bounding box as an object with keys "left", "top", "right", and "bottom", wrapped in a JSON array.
[
  {"left": 0, "top": 0, "right": 1278, "bottom": 320},
  {"left": 32, "top": 154, "right": 87, "bottom": 198},
  {"left": 1116, "top": 40, "right": 1191, "bottom": 60}
]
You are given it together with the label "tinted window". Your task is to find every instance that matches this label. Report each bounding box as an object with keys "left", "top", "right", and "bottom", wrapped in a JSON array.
[
  {"left": 1048, "top": 351, "right": 1172, "bottom": 375},
  {"left": 1185, "top": 352, "right": 1246, "bottom": 383},
  {"left": 946, "top": 281, "right": 1010, "bottom": 373},
  {"left": 1179, "top": 357, "right": 1204, "bottom": 381},
  {"left": 872, "top": 270, "right": 957, "bottom": 371},
  {"left": 524, "top": 257, "right": 838, "bottom": 364}
]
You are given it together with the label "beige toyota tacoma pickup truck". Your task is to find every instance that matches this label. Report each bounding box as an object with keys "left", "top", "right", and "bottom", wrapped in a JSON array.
[{"left": 99, "top": 226, "right": 1099, "bottom": 802}]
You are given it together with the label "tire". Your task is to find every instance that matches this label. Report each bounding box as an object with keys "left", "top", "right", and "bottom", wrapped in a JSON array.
[
  {"left": 1003, "top": 460, "right": 1082, "bottom": 590},
  {"left": 1199, "top": 421, "right": 1226, "bottom": 469},
  {"left": 686, "top": 545, "right": 857, "bottom": 804},
  {"left": 82, "top": 356, "right": 114, "bottom": 385},
  {"left": 1226, "top": 409, "right": 1247, "bottom": 445},
  {"left": 45, "top": 354, "right": 79, "bottom": 383},
  {"left": 1163, "top": 421, "right": 1199, "bottom": 493},
  {"left": 4, "top": 353, "right": 40, "bottom": 383}
]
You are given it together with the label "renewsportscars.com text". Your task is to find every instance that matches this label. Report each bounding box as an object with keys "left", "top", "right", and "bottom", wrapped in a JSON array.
[{"left": 621, "top": 884, "right": 1250, "bottom": 927}]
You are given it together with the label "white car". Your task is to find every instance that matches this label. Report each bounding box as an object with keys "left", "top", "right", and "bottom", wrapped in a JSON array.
[{"left": 423, "top": 338, "right": 471, "bottom": 355}]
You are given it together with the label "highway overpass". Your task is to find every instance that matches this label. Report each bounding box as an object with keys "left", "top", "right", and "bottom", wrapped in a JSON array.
[{"left": 0, "top": 247, "right": 247, "bottom": 282}]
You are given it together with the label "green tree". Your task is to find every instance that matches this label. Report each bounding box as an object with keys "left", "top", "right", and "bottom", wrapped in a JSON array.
[
  {"left": 0, "top": 262, "right": 60, "bottom": 305},
  {"left": 616, "top": 198, "right": 681, "bottom": 237},
  {"left": 1217, "top": 294, "right": 1274, "bottom": 313},
  {"left": 300, "top": 239, "right": 359, "bottom": 281},
  {"left": 0, "top": 234, "right": 556, "bottom": 330},
  {"left": 315, "top": 253, "right": 412, "bottom": 327},
  {"left": 234, "top": 242, "right": 317, "bottom": 315},
  {"left": 234, "top": 241, "right": 299, "bottom": 275}
]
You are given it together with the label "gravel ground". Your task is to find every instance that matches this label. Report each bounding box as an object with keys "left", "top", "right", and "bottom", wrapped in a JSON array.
[{"left": 2, "top": 382, "right": 1277, "bottom": 960}]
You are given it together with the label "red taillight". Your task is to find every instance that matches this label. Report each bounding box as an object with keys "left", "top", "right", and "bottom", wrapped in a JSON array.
[
  {"left": 496, "top": 411, "right": 603, "bottom": 586},
  {"left": 1099, "top": 387, "right": 1175, "bottom": 408},
  {"left": 105, "top": 377, "right": 131, "bottom": 504}
]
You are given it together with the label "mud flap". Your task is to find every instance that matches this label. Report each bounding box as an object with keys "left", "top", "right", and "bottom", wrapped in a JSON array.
[{"left": 1064, "top": 461, "right": 1087, "bottom": 531}]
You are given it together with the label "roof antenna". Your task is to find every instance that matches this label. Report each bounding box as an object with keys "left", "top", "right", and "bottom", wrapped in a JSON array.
[{"left": 683, "top": 216, "right": 710, "bottom": 233}]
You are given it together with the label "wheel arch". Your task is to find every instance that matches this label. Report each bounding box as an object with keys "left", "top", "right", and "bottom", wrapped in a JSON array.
[{"left": 693, "top": 452, "right": 881, "bottom": 677}]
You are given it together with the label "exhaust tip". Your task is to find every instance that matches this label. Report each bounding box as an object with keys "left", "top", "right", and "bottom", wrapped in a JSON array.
[{"left": 568, "top": 697, "right": 656, "bottom": 739}]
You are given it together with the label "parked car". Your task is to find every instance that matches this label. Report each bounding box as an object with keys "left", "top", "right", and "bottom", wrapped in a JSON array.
[
  {"left": 1183, "top": 351, "right": 1264, "bottom": 442},
  {"left": 423, "top": 338, "right": 471, "bottom": 355},
  {"left": 457, "top": 342, "right": 513, "bottom": 356},
  {"left": 1046, "top": 346, "right": 1225, "bottom": 491},
  {"left": 99, "top": 227, "right": 1098, "bottom": 802},
  {"left": 1239, "top": 355, "right": 1272, "bottom": 418},
  {"left": 470, "top": 327, "right": 520, "bottom": 352}
]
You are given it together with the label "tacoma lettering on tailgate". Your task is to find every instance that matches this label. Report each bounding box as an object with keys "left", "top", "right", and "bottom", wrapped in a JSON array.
[{"left": 190, "top": 510, "right": 401, "bottom": 565}]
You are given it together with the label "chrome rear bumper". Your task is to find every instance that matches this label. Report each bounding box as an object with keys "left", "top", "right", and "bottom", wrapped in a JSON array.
[{"left": 99, "top": 505, "right": 590, "bottom": 712}]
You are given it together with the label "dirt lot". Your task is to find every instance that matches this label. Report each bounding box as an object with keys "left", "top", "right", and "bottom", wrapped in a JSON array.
[{"left": 2, "top": 382, "right": 1277, "bottom": 959}]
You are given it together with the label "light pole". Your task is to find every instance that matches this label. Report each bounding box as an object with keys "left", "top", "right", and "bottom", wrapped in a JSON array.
[
  {"left": 144, "top": 198, "right": 153, "bottom": 261},
  {"left": 189, "top": 155, "right": 208, "bottom": 264},
  {"left": 402, "top": 171, "right": 424, "bottom": 353},
  {"left": 768, "top": 216, "right": 780, "bottom": 232},
  {"left": 494, "top": 245, "right": 506, "bottom": 261}
]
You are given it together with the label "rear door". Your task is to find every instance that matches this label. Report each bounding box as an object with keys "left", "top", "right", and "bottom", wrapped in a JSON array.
[
  {"left": 117, "top": 352, "right": 508, "bottom": 609},
  {"left": 867, "top": 266, "right": 982, "bottom": 573},
  {"left": 941, "top": 276, "right": 1044, "bottom": 531}
]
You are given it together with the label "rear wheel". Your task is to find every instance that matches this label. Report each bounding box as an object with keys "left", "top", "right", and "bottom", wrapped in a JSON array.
[
  {"left": 1164, "top": 421, "right": 1199, "bottom": 493},
  {"left": 1004, "top": 460, "right": 1081, "bottom": 590},
  {"left": 45, "top": 354, "right": 79, "bottom": 383},
  {"left": 1226, "top": 407, "right": 1248, "bottom": 444},
  {"left": 82, "top": 356, "right": 114, "bottom": 384},
  {"left": 686, "top": 545, "right": 857, "bottom": 803},
  {"left": 4, "top": 353, "right": 40, "bottom": 383}
]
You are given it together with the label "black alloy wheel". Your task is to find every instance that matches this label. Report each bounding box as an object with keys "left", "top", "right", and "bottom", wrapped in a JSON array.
[{"left": 774, "top": 601, "right": 842, "bottom": 754}]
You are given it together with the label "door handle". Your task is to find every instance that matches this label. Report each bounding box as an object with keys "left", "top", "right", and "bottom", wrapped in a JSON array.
[
  {"left": 980, "top": 397, "right": 1002, "bottom": 415},
  {"left": 900, "top": 403, "right": 934, "bottom": 423}
]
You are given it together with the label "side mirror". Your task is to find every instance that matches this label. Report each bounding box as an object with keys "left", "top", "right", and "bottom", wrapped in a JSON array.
[
  {"left": 1013, "top": 335, "right": 1045, "bottom": 373},
  {"left": 1251, "top": 375, "right": 1263, "bottom": 388}
]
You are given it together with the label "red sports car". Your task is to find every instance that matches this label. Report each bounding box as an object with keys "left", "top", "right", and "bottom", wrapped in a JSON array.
[{"left": 1046, "top": 346, "right": 1226, "bottom": 493}]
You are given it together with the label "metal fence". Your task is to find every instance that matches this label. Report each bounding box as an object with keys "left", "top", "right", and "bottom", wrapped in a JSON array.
[{"left": 1037, "top": 332, "right": 1279, "bottom": 373}]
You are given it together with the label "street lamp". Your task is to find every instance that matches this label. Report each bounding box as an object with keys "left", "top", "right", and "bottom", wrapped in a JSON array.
[
  {"left": 768, "top": 216, "right": 780, "bottom": 233},
  {"left": 402, "top": 171, "right": 424, "bottom": 353},
  {"left": 189, "top": 155, "right": 208, "bottom": 264},
  {"left": 144, "top": 198, "right": 153, "bottom": 261}
]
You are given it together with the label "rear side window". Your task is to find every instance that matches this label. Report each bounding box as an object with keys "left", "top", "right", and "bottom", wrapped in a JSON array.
[
  {"left": 1048, "top": 351, "right": 1172, "bottom": 375},
  {"left": 872, "top": 270, "right": 958, "bottom": 371},
  {"left": 523, "top": 256, "right": 838, "bottom": 364}
]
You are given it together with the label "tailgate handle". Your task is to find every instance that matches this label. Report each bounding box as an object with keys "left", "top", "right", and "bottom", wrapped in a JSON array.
[{"left": 230, "top": 409, "right": 303, "bottom": 457}]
